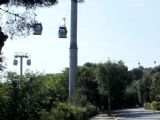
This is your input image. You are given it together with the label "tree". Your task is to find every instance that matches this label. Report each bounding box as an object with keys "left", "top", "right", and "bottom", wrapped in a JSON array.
[
  {"left": 0, "top": 81, "right": 12, "bottom": 120},
  {"left": 96, "top": 60, "right": 131, "bottom": 110},
  {"left": 77, "top": 64, "right": 99, "bottom": 106},
  {"left": 125, "top": 80, "right": 140, "bottom": 107},
  {"left": 0, "top": 0, "right": 58, "bottom": 7},
  {"left": 0, "top": 0, "right": 58, "bottom": 48},
  {"left": 0, "top": 71, "right": 69, "bottom": 120},
  {"left": 131, "top": 67, "right": 143, "bottom": 81},
  {"left": 128, "top": 66, "right": 144, "bottom": 106},
  {"left": 150, "top": 72, "right": 160, "bottom": 101},
  {"left": 139, "top": 68, "right": 152, "bottom": 103}
]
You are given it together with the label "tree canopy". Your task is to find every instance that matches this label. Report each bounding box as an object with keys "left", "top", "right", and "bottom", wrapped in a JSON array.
[
  {"left": 0, "top": 0, "right": 58, "bottom": 7},
  {"left": 0, "top": 0, "right": 59, "bottom": 39},
  {"left": 1, "top": 60, "right": 160, "bottom": 118}
]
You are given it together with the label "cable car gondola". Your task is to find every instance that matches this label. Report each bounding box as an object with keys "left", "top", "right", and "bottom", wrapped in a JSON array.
[
  {"left": 27, "top": 59, "right": 31, "bottom": 66},
  {"left": 33, "top": 23, "right": 43, "bottom": 35},
  {"left": 13, "top": 59, "right": 18, "bottom": 65},
  {"left": 58, "top": 18, "right": 67, "bottom": 38},
  {"left": 59, "top": 26, "right": 67, "bottom": 38}
]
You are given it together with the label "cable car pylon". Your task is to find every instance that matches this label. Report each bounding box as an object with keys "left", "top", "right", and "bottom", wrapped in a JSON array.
[{"left": 69, "top": 0, "right": 78, "bottom": 102}]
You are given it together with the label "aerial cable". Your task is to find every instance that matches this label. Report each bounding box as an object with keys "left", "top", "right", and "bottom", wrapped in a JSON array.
[
  {"left": 0, "top": 7, "right": 43, "bottom": 35},
  {"left": 0, "top": 8, "right": 25, "bottom": 20}
]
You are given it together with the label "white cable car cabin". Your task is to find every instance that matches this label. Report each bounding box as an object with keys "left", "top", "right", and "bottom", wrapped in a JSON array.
[
  {"left": 33, "top": 23, "right": 43, "bottom": 35},
  {"left": 59, "top": 26, "right": 67, "bottom": 38}
]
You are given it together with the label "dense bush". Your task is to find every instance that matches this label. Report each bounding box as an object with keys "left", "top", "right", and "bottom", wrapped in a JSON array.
[
  {"left": 0, "top": 71, "right": 98, "bottom": 120},
  {"left": 86, "top": 104, "right": 97, "bottom": 117},
  {"left": 144, "top": 102, "right": 151, "bottom": 110},
  {"left": 3, "top": 61, "right": 160, "bottom": 119},
  {"left": 144, "top": 101, "right": 160, "bottom": 111},
  {"left": 151, "top": 101, "right": 160, "bottom": 111},
  {"left": 52, "top": 103, "right": 97, "bottom": 120}
]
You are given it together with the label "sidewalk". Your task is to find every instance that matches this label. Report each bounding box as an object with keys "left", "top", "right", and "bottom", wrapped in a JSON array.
[{"left": 89, "top": 114, "right": 116, "bottom": 120}]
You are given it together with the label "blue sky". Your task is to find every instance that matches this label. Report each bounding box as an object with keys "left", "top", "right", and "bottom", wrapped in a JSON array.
[{"left": 2, "top": 0, "right": 160, "bottom": 74}]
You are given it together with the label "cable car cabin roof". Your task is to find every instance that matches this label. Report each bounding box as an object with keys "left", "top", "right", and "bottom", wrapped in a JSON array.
[
  {"left": 59, "top": 26, "right": 67, "bottom": 33},
  {"left": 59, "top": 26, "right": 66, "bottom": 29}
]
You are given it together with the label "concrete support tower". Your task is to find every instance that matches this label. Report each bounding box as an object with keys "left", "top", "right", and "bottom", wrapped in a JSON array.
[{"left": 69, "top": 0, "right": 78, "bottom": 101}]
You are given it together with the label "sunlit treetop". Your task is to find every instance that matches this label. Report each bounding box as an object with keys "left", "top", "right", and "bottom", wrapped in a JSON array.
[{"left": 0, "top": 0, "right": 58, "bottom": 8}]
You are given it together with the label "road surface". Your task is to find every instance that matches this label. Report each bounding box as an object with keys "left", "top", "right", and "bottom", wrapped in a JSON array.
[
  {"left": 90, "top": 108, "right": 160, "bottom": 120},
  {"left": 114, "top": 108, "right": 160, "bottom": 120}
]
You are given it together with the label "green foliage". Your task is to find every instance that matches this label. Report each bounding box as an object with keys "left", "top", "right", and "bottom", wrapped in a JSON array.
[
  {"left": 0, "top": 72, "right": 68, "bottom": 120},
  {"left": 126, "top": 80, "right": 139, "bottom": 94},
  {"left": 0, "top": 0, "right": 58, "bottom": 7},
  {"left": 0, "top": 70, "right": 98, "bottom": 120},
  {"left": 53, "top": 103, "right": 83, "bottom": 120},
  {"left": 2, "top": 60, "right": 160, "bottom": 119},
  {"left": 96, "top": 60, "right": 131, "bottom": 109},
  {"left": 144, "top": 102, "right": 151, "bottom": 110},
  {"left": 125, "top": 80, "right": 139, "bottom": 107},
  {"left": 139, "top": 68, "right": 152, "bottom": 103},
  {"left": 52, "top": 103, "right": 97, "bottom": 120},
  {"left": 128, "top": 65, "right": 160, "bottom": 108},
  {"left": 0, "top": 82, "right": 12, "bottom": 119},
  {"left": 150, "top": 72, "right": 160, "bottom": 101},
  {"left": 131, "top": 67, "right": 143, "bottom": 80},
  {"left": 150, "top": 101, "right": 160, "bottom": 111},
  {"left": 86, "top": 104, "right": 97, "bottom": 117},
  {"left": 77, "top": 64, "right": 99, "bottom": 106}
]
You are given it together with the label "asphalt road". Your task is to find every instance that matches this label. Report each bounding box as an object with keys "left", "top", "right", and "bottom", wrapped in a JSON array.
[
  {"left": 114, "top": 108, "right": 160, "bottom": 120},
  {"left": 90, "top": 108, "right": 160, "bottom": 120}
]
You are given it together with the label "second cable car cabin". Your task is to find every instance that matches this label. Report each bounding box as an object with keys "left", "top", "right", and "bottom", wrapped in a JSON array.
[
  {"left": 27, "top": 59, "right": 31, "bottom": 66},
  {"left": 33, "top": 23, "right": 43, "bottom": 35},
  {"left": 58, "top": 26, "right": 67, "bottom": 38}
]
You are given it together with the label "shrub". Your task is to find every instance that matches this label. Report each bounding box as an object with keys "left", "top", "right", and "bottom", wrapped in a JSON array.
[
  {"left": 150, "top": 101, "right": 160, "bottom": 111},
  {"left": 86, "top": 104, "right": 98, "bottom": 117},
  {"left": 51, "top": 103, "right": 97, "bottom": 120},
  {"left": 144, "top": 102, "right": 151, "bottom": 110},
  {"left": 157, "top": 102, "right": 160, "bottom": 110}
]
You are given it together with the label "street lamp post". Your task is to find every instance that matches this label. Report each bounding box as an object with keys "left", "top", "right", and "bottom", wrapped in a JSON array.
[
  {"left": 13, "top": 52, "right": 31, "bottom": 76},
  {"left": 107, "top": 67, "right": 111, "bottom": 117}
]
